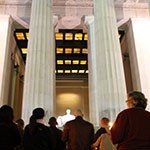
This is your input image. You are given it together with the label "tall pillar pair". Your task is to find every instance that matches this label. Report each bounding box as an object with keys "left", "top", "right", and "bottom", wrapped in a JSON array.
[{"left": 22, "top": 0, "right": 126, "bottom": 125}]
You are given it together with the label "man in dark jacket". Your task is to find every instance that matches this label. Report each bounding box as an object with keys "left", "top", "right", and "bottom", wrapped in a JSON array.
[
  {"left": 48, "top": 117, "right": 66, "bottom": 150},
  {"left": 62, "top": 109, "right": 94, "bottom": 150}
]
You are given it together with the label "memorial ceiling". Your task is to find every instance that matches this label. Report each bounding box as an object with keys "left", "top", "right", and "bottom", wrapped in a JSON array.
[{"left": 0, "top": 0, "right": 149, "bottom": 79}]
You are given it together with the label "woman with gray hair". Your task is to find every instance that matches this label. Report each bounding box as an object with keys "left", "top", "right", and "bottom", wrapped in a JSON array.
[{"left": 111, "top": 91, "right": 150, "bottom": 150}]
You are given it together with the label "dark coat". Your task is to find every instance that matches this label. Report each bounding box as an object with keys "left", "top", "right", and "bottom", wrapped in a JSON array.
[
  {"left": 111, "top": 107, "right": 150, "bottom": 150},
  {"left": 0, "top": 122, "right": 21, "bottom": 150},
  {"left": 23, "top": 123, "right": 53, "bottom": 150},
  {"left": 94, "top": 127, "right": 107, "bottom": 142},
  {"left": 62, "top": 116, "right": 94, "bottom": 150},
  {"left": 49, "top": 126, "right": 65, "bottom": 150}
]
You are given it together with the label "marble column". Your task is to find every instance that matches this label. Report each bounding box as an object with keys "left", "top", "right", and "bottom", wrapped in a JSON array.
[
  {"left": 22, "top": 0, "right": 55, "bottom": 124},
  {"left": 126, "top": 18, "right": 150, "bottom": 111},
  {"left": 92, "top": 0, "right": 126, "bottom": 125},
  {"left": 0, "top": 15, "right": 14, "bottom": 106},
  {"left": 148, "top": 0, "right": 150, "bottom": 15},
  {"left": 85, "top": 16, "right": 99, "bottom": 125}
]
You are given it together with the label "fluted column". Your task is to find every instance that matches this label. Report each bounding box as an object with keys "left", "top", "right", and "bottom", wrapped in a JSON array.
[
  {"left": 0, "top": 15, "right": 14, "bottom": 106},
  {"left": 92, "top": 0, "right": 126, "bottom": 124},
  {"left": 22, "top": 0, "right": 55, "bottom": 124},
  {"left": 85, "top": 16, "right": 99, "bottom": 125}
]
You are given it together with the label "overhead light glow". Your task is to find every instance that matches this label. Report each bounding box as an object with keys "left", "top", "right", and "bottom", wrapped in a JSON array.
[
  {"left": 26, "top": 33, "right": 29, "bottom": 40},
  {"left": 80, "top": 60, "right": 86, "bottom": 65},
  {"left": 72, "top": 70, "right": 78, "bottom": 73},
  {"left": 57, "top": 48, "right": 63, "bottom": 54},
  {"left": 65, "top": 70, "right": 70, "bottom": 73},
  {"left": 73, "top": 60, "right": 79, "bottom": 64},
  {"left": 56, "top": 33, "right": 63, "bottom": 40},
  {"left": 58, "top": 70, "right": 63, "bottom": 73},
  {"left": 84, "top": 34, "right": 88, "bottom": 40},
  {"left": 16, "top": 32, "right": 25, "bottom": 40},
  {"left": 75, "top": 33, "right": 83, "bottom": 40},
  {"left": 65, "top": 60, "right": 71, "bottom": 65},
  {"left": 21, "top": 48, "right": 27, "bottom": 54},
  {"left": 79, "top": 70, "right": 84, "bottom": 73},
  {"left": 74, "top": 48, "right": 80, "bottom": 53},
  {"left": 65, "top": 48, "right": 72, "bottom": 54},
  {"left": 65, "top": 33, "right": 73, "bottom": 40},
  {"left": 57, "top": 60, "right": 63, "bottom": 65},
  {"left": 82, "top": 48, "right": 88, "bottom": 54}
]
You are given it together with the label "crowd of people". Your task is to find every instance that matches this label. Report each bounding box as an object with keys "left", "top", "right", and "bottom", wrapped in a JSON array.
[{"left": 0, "top": 91, "right": 150, "bottom": 150}]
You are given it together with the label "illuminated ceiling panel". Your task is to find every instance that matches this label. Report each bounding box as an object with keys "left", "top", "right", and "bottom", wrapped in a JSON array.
[
  {"left": 26, "top": 33, "right": 29, "bottom": 40},
  {"left": 21, "top": 48, "right": 27, "bottom": 54},
  {"left": 73, "top": 60, "right": 79, "bottom": 65},
  {"left": 57, "top": 60, "right": 63, "bottom": 65},
  {"left": 72, "top": 70, "right": 78, "bottom": 73},
  {"left": 16, "top": 32, "right": 25, "bottom": 40},
  {"left": 65, "top": 60, "right": 71, "bottom": 65},
  {"left": 58, "top": 70, "right": 63, "bottom": 73},
  {"left": 84, "top": 34, "right": 88, "bottom": 40},
  {"left": 80, "top": 60, "right": 86, "bottom": 65},
  {"left": 65, "top": 48, "right": 72, "bottom": 54},
  {"left": 57, "top": 48, "right": 63, "bottom": 54},
  {"left": 79, "top": 70, "right": 85, "bottom": 73},
  {"left": 65, "top": 33, "right": 73, "bottom": 40},
  {"left": 75, "top": 33, "right": 83, "bottom": 40},
  {"left": 82, "top": 48, "right": 88, "bottom": 54},
  {"left": 74, "top": 48, "right": 80, "bottom": 53},
  {"left": 65, "top": 70, "right": 71, "bottom": 73},
  {"left": 55, "top": 33, "right": 63, "bottom": 40}
]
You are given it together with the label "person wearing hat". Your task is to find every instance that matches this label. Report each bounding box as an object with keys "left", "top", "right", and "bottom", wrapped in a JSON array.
[
  {"left": 48, "top": 117, "right": 66, "bottom": 150},
  {"left": 111, "top": 91, "right": 150, "bottom": 150}
]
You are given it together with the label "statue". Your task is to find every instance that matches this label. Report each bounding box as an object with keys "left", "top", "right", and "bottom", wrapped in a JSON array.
[{"left": 57, "top": 109, "right": 75, "bottom": 127}]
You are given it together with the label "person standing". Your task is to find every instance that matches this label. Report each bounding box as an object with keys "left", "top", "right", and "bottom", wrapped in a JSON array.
[
  {"left": 94, "top": 117, "right": 110, "bottom": 142},
  {"left": 16, "top": 118, "right": 25, "bottom": 139},
  {"left": 111, "top": 91, "right": 150, "bottom": 150},
  {"left": 92, "top": 117, "right": 116, "bottom": 150},
  {"left": 0, "top": 105, "right": 21, "bottom": 150},
  {"left": 48, "top": 117, "right": 66, "bottom": 150},
  {"left": 62, "top": 109, "right": 94, "bottom": 150},
  {"left": 23, "top": 107, "right": 53, "bottom": 150}
]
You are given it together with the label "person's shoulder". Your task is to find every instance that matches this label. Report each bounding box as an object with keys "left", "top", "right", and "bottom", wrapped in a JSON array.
[
  {"left": 116, "top": 109, "right": 131, "bottom": 118},
  {"left": 97, "top": 127, "right": 106, "bottom": 133},
  {"left": 121, "top": 107, "right": 150, "bottom": 113},
  {"left": 67, "top": 119, "right": 75, "bottom": 124},
  {"left": 52, "top": 126, "right": 62, "bottom": 133},
  {"left": 36, "top": 123, "right": 49, "bottom": 131},
  {"left": 119, "top": 108, "right": 133, "bottom": 114},
  {"left": 64, "top": 119, "right": 75, "bottom": 127},
  {"left": 101, "top": 133, "right": 110, "bottom": 138},
  {"left": 24, "top": 124, "right": 29, "bottom": 131},
  {"left": 83, "top": 119, "right": 94, "bottom": 127},
  {"left": 56, "top": 127, "right": 63, "bottom": 133},
  {"left": 118, "top": 108, "right": 148, "bottom": 117}
]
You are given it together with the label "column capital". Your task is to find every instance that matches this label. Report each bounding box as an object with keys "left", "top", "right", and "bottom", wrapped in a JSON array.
[{"left": 84, "top": 16, "right": 94, "bottom": 26}]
